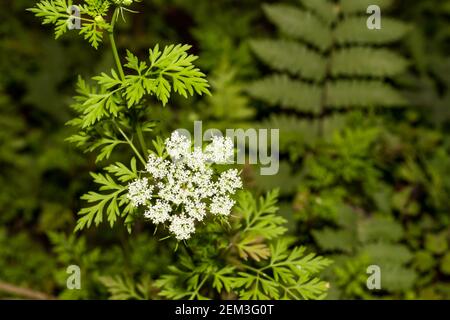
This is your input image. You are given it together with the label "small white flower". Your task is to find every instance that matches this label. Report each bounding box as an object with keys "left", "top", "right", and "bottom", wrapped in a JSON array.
[
  {"left": 127, "top": 178, "right": 153, "bottom": 206},
  {"left": 205, "top": 136, "right": 234, "bottom": 164},
  {"left": 169, "top": 215, "right": 196, "bottom": 241},
  {"left": 210, "top": 195, "right": 235, "bottom": 216},
  {"left": 216, "top": 169, "right": 243, "bottom": 195},
  {"left": 144, "top": 200, "right": 171, "bottom": 224},
  {"left": 127, "top": 132, "right": 242, "bottom": 241},
  {"left": 186, "top": 147, "right": 207, "bottom": 171},
  {"left": 145, "top": 154, "right": 169, "bottom": 180},
  {"left": 165, "top": 131, "right": 191, "bottom": 161},
  {"left": 184, "top": 200, "right": 207, "bottom": 221}
]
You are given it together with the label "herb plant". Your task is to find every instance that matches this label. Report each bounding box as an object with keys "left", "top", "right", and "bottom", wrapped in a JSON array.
[{"left": 28, "top": 0, "right": 332, "bottom": 300}]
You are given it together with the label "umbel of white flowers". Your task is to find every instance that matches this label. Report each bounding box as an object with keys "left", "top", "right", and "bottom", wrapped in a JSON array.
[{"left": 127, "top": 132, "right": 242, "bottom": 240}]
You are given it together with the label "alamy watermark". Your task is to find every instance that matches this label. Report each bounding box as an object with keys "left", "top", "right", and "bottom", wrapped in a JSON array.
[
  {"left": 366, "top": 265, "right": 381, "bottom": 290},
  {"left": 67, "top": 5, "right": 81, "bottom": 30},
  {"left": 66, "top": 264, "right": 81, "bottom": 290},
  {"left": 173, "top": 121, "right": 279, "bottom": 176},
  {"left": 367, "top": 5, "right": 382, "bottom": 30}
]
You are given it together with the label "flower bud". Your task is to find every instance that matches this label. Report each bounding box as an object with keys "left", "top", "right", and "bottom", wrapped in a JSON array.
[{"left": 94, "top": 15, "right": 105, "bottom": 23}]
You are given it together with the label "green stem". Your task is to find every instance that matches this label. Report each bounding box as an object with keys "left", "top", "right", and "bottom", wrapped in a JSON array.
[
  {"left": 189, "top": 274, "right": 209, "bottom": 300},
  {"left": 109, "top": 8, "right": 125, "bottom": 81},
  {"left": 136, "top": 122, "right": 148, "bottom": 158},
  {"left": 115, "top": 122, "right": 146, "bottom": 166}
]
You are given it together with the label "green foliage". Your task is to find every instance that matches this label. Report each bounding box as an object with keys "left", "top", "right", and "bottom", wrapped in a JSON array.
[
  {"left": 124, "top": 44, "right": 210, "bottom": 106},
  {"left": 243, "top": 0, "right": 450, "bottom": 300},
  {"left": 199, "top": 61, "right": 255, "bottom": 126},
  {"left": 28, "top": 0, "right": 112, "bottom": 49},
  {"left": 0, "top": 228, "right": 55, "bottom": 293},
  {"left": 20, "top": 0, "right": 333, "bottom": 302},
  {"left": 2, "top": 0, "right": 449, "bottom": 302},
  {"left": 39, "top": 4, "right": 212, "bottom": 235},
  {"left": 155, "top": 190, "right": 332, "bottom": 300},
  {"left": 75, "top": 167, "right": 136, "bottom": 231},
  {"left": 99, "top": 275, "right": 151, "bottom": 300},
  {"left": 399, "top": 0, "right": 450, "bottom": 126},
  {"left": 248, "top": 0, "right": 409, "bottom": 114},
  {"left": 313, "top": 207, "right": 417, "bottom": 298}
]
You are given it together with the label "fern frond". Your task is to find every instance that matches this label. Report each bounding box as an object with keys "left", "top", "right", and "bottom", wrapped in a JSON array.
[
  {"left": 262, "top": 4, "right": 332, "bottom": 51},
  {"left": 250, "top": 39, "right": 326, "bottom": 81},
  {"left": 247, "top": 75, "right": 322, "bottom": 113}
]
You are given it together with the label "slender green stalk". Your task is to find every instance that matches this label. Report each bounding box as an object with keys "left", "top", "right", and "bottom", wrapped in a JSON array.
[
  {"left": 189, "top": 274, "right": 209, "bottom": 300},
  {"left": 109, "top": 9, "right": 148, "bottom": 160},
  {"left": 136, "top": 122, "right": 148, "bottom": 158},
  {"left": 115, "top": 123, "right": 146, "bottom": 166},
  {"left": 109, "top": 8, "right": 126, "bottom": 81}
]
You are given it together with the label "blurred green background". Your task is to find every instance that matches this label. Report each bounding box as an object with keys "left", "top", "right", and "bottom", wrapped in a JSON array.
[{"left": 0, "top": 0, "right": 449, "bottom": 299}]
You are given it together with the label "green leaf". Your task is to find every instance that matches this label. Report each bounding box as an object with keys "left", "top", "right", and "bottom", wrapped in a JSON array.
[
  {"left": 331, "top": 48, "right": 409, "bottom": 78},
  {"left": 81, "top": 92, "right": 120, "bottom": 127},
  {"left": 212, "top": 266, "right": 235, "bottom": 293},
  {"left": 340, "top": 0, "right": 394, "bottom": 14},
  {"left": 313, "top": 228, "right": 356, "bottom": 253},
  {"left": 250, "top": 39, "right": 326, "bottom": 81},
  {"left": 105, "top": 158, "right": 139, "bottom": 183},
  {"left": 425, "top": 233, "right": 448, "bottom": 255},
  {"left": 81, "top": 0, "right": 111, "bottom": 17},
  {"left": 300, "top": 0, "right": 337, "bottom": 24},
  {"left": 89, "top": 137, "right": 125, "bottom": 163},
  {"left": 93, "top": 69, "right": 123, "bottom": 89},
  {"left": 75, "top": 172, "right": 130, "bottom": 231},
  {"left": 247, "top": 75, "right": 322, "bottom": 113},
  {"left": 79, "top": 22, "right": 103, "bottom": 49},
  {"left": 234, "top": 239, "right": 332, "bottom": 300},
  {"left": 28, "top": 0, "right": 73, "bottom": 39},
  {"left": 123, "top": 45, "right": 210, "bottom": 107},
  {"left": 327, "top": 80, "right": 408, "bottom": 108},
  {"left": 361, "top": 243, "right": 413, "bottom": 265},
  {"left": 99, "top": 275, "right": 150, "bottom": 300},
  {"left": 380, "top": 265, "right": 416, "bottom": 291},
  {"left": 358, "top": 217, "right": 404, "bottom": 243},
  {"left": 236, "top": 190, "right": 287, "bottom": 241},
  {"left": 335, "top": 17, "right": 410, "bottom": 45},
  {"left": 441, "top": 253, "right": 450, "bottom": 275},
  {"left": 263, "top": 4, "right": 332, "bottom": 51},
  {"left": 30, "top": 0, "right": 112, "bottom": 48}
]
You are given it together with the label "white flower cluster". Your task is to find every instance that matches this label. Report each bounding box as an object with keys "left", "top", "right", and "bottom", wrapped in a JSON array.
[{"left": 127, "top": 132, "right": 242, "bottom": 241}]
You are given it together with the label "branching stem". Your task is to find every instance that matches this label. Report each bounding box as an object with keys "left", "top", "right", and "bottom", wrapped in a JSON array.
[
  {"left": 189, "top": 274, "right": 209, "bottom": 300},
  {"left": 115, "top": 122, "right": 146, "bottom": 166}
]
